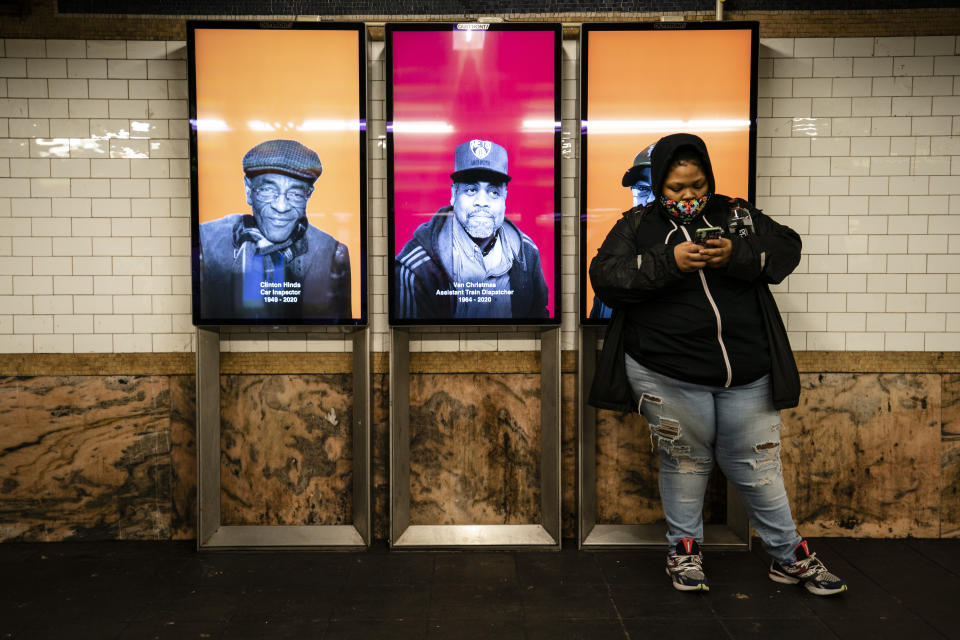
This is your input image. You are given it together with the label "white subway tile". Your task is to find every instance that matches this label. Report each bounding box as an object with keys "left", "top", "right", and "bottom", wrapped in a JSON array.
[
  {"left": 67, "top": 59, "right": 106, "bottom": 79},
  {"left": 759, "top": 78, "right": 792, "bottom": 98},
  {"left": 8, "top": 79, "right": 48, "bottom": 98},
  {"left": 933, "top": 56, "right": 960, "bottom": 76},
  {"left": 152, "top": 333, "right": 191, "bottom": 352},
  {"left": 925, "top": 333, "right": 960, "bottom": 350},
  {"left": 13, "top": 198, "right": 52, "bottom": 219},
  {"left": 868, "top": 235, "right": 908, "bottom": 254},
  {"left": 871, "top": 117, "right": 912, "bottom": 136},
  {"left": 831, "top": 156, "right": 870, "bottom": 176},
  {"left": 930, "top": 175, "right": 960, "bottom": 194},
  {"left": 91, "top": 198, "right": 130, "bottom": 218},
  {"left": 86, "top": 40, "right": 126, "bottom": 59},
  {"left": 151, "top": 294, "right": 189, "bottom": 314},
  {"left": 870, "top": 156, "right": 911, "bottom": 175},
  {"left": 868, "top": 273, "right": 907, "bottom": 293},
  {"left": 146, "top": 100, "right": 186, "bottom": 119},
  {"left": 113, "top": 256, "right": 151, "bottom": 275},
  {"left": 853, "top": 57, "right": 893, "bottom": 77},
  {"left": 110, "top": 179, "right": 149, "bottom": 198},
  {"left": 909, "top": 195, "right": 949, "bottom": 214},
  {"left": 108, "top": 99, "right": 147, "bottom": 118},
  {"left": 126, "top": 41, "right": 167, "bottom": 60},
  {"left": 26, "top": 58, "right": 66, "bottom": 79},
  {"left": 892, "top": 96, "right": 932, "bottom": 116},
  {"left": 67, "top": 99, "right": 108, "bottom": 118},
  {"left": 771, "top": 137, "right": 810, "bottom": 156},
  {"left": 31, "top": 218, "right": 71, "bottom": 236},
  {"left": 792, "top": 117, "right": 830, "bottom": 137},
  {"left": 109, "top": 139, "right": 149, "bottom": 159},
  {"left": 852, "top": 97, "right": 891, "bottom": 116},
  {"left": 913, "top": 76, "right": 953, "bottom": 96},
  {"left": 48, "top": 79, "right": 88, "bottom": 99},
  {"left": 932, "top": 96, "right": 960, "bottom": 117},
  {"left": 810, "top": 176, "right": 849, "bottom": 195},
  {"left": 892, "top": 56, "right": 934, "bottom": 76},
  {"left": 146, "top": 60, "right": 185, "bottom": 80},
  {"left": 52, "top": 197, "right": 91, "bottom": 217},
  {"left": 835, "top": 38, "right": 874, "bottom": 57},
  {"left": 807, "top": 332, "right": 845, "bottom": 350},
  {"left": 907, "top": 273, "right": 946, "bottom": 292},
  {"left": 107, "top": 59, "right": 146, "bottom": 79},
  {"left": 828, "top": 234, "right": 868, "bottom": 254},
  {"left": 930, "top": 136, "right": 960, "bottom": 155},
  {"left": 795, "top": 38, "right": 834, "bottom": 58},
  {"left": 132, "top": 275, "right": 171, "bottom": 295},
  {"left": 54, "top": 314, "right": 93, "bottom": 333},
  {"left": 906, "top": 312, "right": 945, "bottom": 331},
  {"left": 786, "top": 274, "right": 827, "bottom": 292},
  {"left": 887, "top": 214, "right": 923, "bottom": 233},
  {"left": 832, "top": 78, "right": 873, "bottom": 97},
  {"left": 90, "top": 159, "right": 130, "bottom": 179},
  {"left": 811, "top": 97, "right": 851, "bottom": 117},
  {"left": 916, "top": 36, "right": 955, "bottom": 56},
  {"left": 34, "top": 334, "right": 73, "bottom": 352},
  {"left": 32, "top": 295, "right": 72, "bottom": 315},
  {"left": 929, "top": 215, "right": 960, "bottom": 234},
  {"left": 871, "top": 76, "right": 912, "bottom": 96},
  {"left": 887, "top": 254, "right": 927, "bottom": 273},
  {"left": 827, "top": 312, "right": 865, "bottom": 331},
  {"left": 908, "top": 234, "right": 948, "bottom": 254},
  {"left": 131, "top": 199, "right": 169, "bottom": 218},
  {"left": 809, "top": 137, "right": 850, "bottom": 156},
  {"left": 876, "top": 37, "right": 915, "bottom": 57},
  {"left": 793, "top": 78, "right": 832, "bottom": 98},
  {"left": 771, "top": 176, "right": 809, "bottom": 196},
  {"left": 88, "top": 79, "right": 127, "bottom": 99},
  {"left": 832, "top": 117, "right": 871, "bottom": 136},
  {"left": 912, "top": 116, "right": 952, "bottom": 136},
  {"left": 927, "top": 293, "right": 960, "bottom": 312},
  {"left": 151, "top": 256, "right": 189, "bottom": 276},
  {"left": 852, "top": 291, "right": 889, "bottom": 311},
  {"left": 848, "top": 215, "right": 886, "bottom": 234},
  {"left": 148, "top": 139, "right": 188, "bottom": 158},
  {"left": 52, "top": 237, "right": 91, "bottom": 256},
  {"left": 772, "top": 292, "right": 807, "bottom": 312},
  {"left": 807, "top": 292, "right": 846, "bottom": 311},
  {"left": 74, "top": 333, "right": 113, "bottom": 352},
  {"left": 813, "top": 57, "right": 852, "bottom": 77},
  {"left": 71, "top": 256, "right": 111, "bottom": 275},
  {"left": 791, "top": 157, "right": 830, "bottom": 176},
  {"left": 73, "top": 295, "right": 110, "bottom": 314},
  {"left": 70, "top": 178, "right": 110, "bottom": 198},
  {"left": 889, "top": 176, "right": 929, "bottom": 195},
  {"left": 44, "top": 40, "right": 85, "bottom": 59},
  {"left": 867, "top": 313, "right": 904, "bottom": 331},
  {"left": 845, "top": 332, "right": 883, "bottom": 349},
  {"left": 113, "top": 294, "right": 150, "bottom": 314},
  {"left": 149, "top": 178, "right": 188, "bottom": 198},
  {"left": 11, "top": 158, "right": 50, "bottom": 178},
  {"left": 28, "top": 98, "right": 68, "bottom": 118},
  {"left": 113, "top": 334, "right": 151, "bottom": 352},
  {"left": 166, "top": 42, "right": 186, "bottom": 60},
  {"left": 809, "top": 216, "right": 848, "bottom": 235},
  {"left": 150, "top": 218, "right": 187, "bottom": 237},
  {"left": 53, "top": 275, "right": 93, "bottom": 295},
  {"left": 848, "top": 254, "right": 887, "bottom": 273}
]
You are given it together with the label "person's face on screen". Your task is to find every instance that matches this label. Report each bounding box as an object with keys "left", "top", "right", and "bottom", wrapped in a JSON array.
[
  {"left": 245, "top": 173, "right": 314, "bottom": 243},
  {"left": 451, "top": 181, "right": 507, "bottom": 242},
  {"left": 661, "top": 162, "right": 708, "bottom": 202},
  {"left": 630, "top": 167, "right": 654, "bottom": 208}
]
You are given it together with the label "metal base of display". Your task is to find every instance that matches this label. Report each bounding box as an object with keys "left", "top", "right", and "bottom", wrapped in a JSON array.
[
  {"left": 196, "top": 326, "right": 371, "bottom": 550},
  {"left": 389, "top": 326, "right": 562, "bottom": 550},
  {"left": 577, "top": 325, "right": 752, "bottom": 550}
]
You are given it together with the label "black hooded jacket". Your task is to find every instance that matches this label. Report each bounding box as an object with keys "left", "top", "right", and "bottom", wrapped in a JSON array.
[{"left": 588, "top": 133, "right": 801, "bottom": 411}]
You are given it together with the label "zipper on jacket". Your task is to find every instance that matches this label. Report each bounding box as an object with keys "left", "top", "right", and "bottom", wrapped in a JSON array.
[{"left": 673, "top": 218, "right": 733, "bottom": 387}]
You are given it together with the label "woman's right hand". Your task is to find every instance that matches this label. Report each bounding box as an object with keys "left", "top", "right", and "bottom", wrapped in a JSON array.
[{"left": 674, "top": 241, "right": 708, "bottom": 272}]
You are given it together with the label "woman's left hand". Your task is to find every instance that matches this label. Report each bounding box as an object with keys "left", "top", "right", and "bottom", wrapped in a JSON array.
[{"left": 700, "top": 237, "right": 732, "bottom": 268}]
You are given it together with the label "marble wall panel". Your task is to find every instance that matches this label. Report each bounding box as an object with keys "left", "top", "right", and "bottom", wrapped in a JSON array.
[
  {"left": 943, "top": 440, "right": 960, "bottom": 538},
  {"left": 595, "top": 409, "right": 663, "bottom": 525},
  {"left": 561, "top": 373, "right": 576, "bottom": 538},
  {"left": 0, "top": 375, "right": 172, "bottom": 541},
  {"left": 943, "top": 374, "right": 960, "bottom": 440},
  {"left": 372, "top": 372, "right": 389, "bottom": 540},
  {"left": 219, "top": 374, "right": 353, "bottom": 526},
  {"left": 169, "top": 374, "right": 196, "bottom": 540},
  {"left": 781, "top": 373, "right": 941, "bottom": 538},
  {"left": 408, "top": 373, "right": 541, "bottom": 525}
]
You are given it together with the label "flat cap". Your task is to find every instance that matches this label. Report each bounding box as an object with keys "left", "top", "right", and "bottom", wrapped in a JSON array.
[{"left": 242, "top": 139, "right": 323, "bottom": 183}]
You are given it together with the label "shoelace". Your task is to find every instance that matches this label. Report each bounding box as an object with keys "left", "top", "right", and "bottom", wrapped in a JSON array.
[
  {"left": 788, "top": 552, "right": 830, "bottom": 579},
  {"left": 672, "top": 554, "right": 704, "bottom": 576}
]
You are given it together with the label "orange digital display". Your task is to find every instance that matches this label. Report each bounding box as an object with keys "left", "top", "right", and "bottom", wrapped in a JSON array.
[
  {"left": 190, "top": 24, "right": 366, "bottom": 325},
  {"left": 581, "top": 23, "right": 757, "bottom": 323}
]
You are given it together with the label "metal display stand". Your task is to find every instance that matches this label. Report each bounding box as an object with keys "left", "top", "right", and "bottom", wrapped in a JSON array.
[
  {"left": 196, "top": 326, "right": 371, "bottom": 550},
  {"left": 577, "top": 324, "right": 751, "bottom": 549},
  {"left": 389, "top": 326, "right": 562, "bottom": 550}
]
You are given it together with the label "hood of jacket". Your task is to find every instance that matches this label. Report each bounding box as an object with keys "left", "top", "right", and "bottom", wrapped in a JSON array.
[{"left": 650, "top": 132, "right": 717, "bottom": 199}]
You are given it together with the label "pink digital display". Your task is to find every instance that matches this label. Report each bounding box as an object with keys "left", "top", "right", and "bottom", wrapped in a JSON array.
[{"left": 388, "top": 25, "right": 560, "bottom": 324}]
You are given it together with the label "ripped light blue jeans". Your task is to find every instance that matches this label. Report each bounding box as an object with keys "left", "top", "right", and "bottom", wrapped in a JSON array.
[{"left": 625, "top": 354, "right": 802, "bottom": 564}]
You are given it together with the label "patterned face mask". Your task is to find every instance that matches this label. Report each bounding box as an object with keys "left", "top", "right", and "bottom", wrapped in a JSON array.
[{"left": 660, "top": 193, "right": 712, "bottom": 224}]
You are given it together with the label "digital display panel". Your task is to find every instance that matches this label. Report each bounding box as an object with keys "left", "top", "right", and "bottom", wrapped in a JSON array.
[
  {"left": 189, "top": 23, "right": 366, "bottom": 325},
  {"left": 580, "top": 22, "right": 758, "bottom": 324},
  {"left": 387, "top": 24, "right": 561, "bottom": 325}
]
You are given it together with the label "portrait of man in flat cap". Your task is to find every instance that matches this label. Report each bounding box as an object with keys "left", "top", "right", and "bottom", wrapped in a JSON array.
[
  {"left": 394, "top": 139, "right": 548, "bottom": 320},
  {"left": 198, "top": 139, "right": 351, "bottom": 321}
]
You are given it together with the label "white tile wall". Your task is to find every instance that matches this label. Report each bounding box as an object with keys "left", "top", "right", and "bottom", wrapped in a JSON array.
[{"left": 0, "top": 35, "right": 958, "bottom": 353}]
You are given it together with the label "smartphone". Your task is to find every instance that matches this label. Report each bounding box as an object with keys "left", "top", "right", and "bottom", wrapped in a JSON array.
[{"left": 695, "top": 226, "right": 723, "bottom": 245}]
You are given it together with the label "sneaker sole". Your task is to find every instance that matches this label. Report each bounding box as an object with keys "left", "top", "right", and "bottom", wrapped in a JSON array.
[
  {"left": 666, "top": 567, "right": 709, "bottom": 592},
  {"left": 770, "top": 569, "right": 847, "bottom": 596}
]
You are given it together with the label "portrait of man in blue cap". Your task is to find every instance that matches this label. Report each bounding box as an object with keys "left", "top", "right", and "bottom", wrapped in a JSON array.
[
  {"left": 395, "top": 139, "right": 548, "bottom": 320},
  {"left": 589, "top": 142, "right": 656, "bottom": 320},
  {"left": 198, "top": 139, "right": 351, "bottom": 321}
]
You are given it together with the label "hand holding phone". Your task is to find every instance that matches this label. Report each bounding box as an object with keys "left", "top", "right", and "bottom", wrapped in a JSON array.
[{"left": 695, "top": 226, "right": 723, "bottom": 245}]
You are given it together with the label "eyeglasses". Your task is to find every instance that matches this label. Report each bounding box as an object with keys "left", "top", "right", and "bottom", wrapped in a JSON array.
[{"left": 253, "top": 185, "right": 312, "bottom": 206}]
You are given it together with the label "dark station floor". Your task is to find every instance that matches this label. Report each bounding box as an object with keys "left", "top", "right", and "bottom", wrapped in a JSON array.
[{"left": 1, "top": 538, "right": 958, "bottom": 639}]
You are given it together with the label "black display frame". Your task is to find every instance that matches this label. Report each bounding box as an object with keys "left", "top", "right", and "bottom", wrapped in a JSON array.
[
  {"left": 386, "top": 22, "right": 563, "bottom": 327},
  {"left": 188, "top": 21, "right": 368, "bottom": 326},
  {"left": 579, "top": 21, "right": 759, "bottom": 326}
]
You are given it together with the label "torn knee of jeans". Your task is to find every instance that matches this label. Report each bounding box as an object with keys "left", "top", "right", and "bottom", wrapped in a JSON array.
[
  {"left": 749, "top": 440, "right": 782, "bottom": 476},
  {"left": 674, "top": 453, "right": 713, "bottom": 474},
  {"left": 651, "top": 417, "right": 680, "bottom": 441}
]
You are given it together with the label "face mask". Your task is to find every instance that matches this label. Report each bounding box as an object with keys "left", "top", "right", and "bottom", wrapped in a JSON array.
[{"left": 660, "top": 193, "right": 711, "bottom": 224}]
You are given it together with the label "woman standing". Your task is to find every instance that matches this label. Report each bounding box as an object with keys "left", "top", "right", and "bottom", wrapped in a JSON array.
[{"left": 589, "top": 133, "right": 846, "bottom": 596}]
